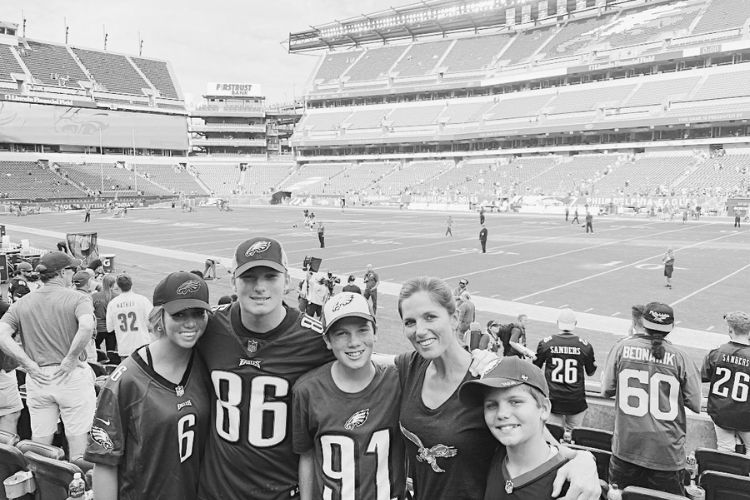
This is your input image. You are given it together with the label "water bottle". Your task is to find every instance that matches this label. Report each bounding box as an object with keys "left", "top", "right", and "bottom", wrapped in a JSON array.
[
  {"left": 67, "top": 472, "right": 86, "bottom": 499},
  {"left": 606, "top": 483, "right": 622, "bottom": 500}
]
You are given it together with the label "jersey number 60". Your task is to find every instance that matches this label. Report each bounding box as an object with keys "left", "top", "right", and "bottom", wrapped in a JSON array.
[{"left": 618, "top": 368, "right": 679, "bottom": 420}]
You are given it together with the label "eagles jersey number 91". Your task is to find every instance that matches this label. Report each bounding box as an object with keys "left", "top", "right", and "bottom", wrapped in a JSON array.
[{"left": 197, "top": 304, "right": 334, "bottom": 500}]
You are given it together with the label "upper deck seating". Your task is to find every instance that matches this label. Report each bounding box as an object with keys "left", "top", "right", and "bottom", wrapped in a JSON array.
[
  {"left": 601, "top": 3, "right": 700, "bottom": 49},
  {"left": 18, "top": 41, "right": 89, "bottom": 88},
  {"left": 192, "top": 163, "right": 240, "bottom": 196},
  {"left": 485, "top": 93, "right": 555, "bottom": 120},
  {"left": 623, "top": 76, "right": 701, "bottom": 107},
  {"left": 343, "top": 45, "right": 407, "bottom": 82},
  {"left": 0, "top": 46, "right": 24, "bottom": 82},
  {"left": 442, "top": 101, "right": 491, "bottom": 124},
  {"left": 497, "top": 26, "right": 556, "bottom": 66},
  {"left": 313, "top": 50, "right": 363, "bottom": 85},
  {"left": 693, "top": 0, "right": 750, "bottom": 34},
  {"left": 540, "top": 15, "right": 614, "bottom": 60},
  {"left": 677, "top": 154, "right": 750, "bottom": 194},
  {"left": 690, "top": 69, "right": 750, "bottom": 101},
  {"left": 391, "top": 39, "right": 452, "bottom": 78},
  {"left": 346, "top": 109, "right": 390, "bottom": 129},
  {"left": 439, "top": 34, "right": 512, "bottom": 73},
  {"left": 298, "top": 111, "right": 352, "bottom": 131},
  {"left": 130, "top": 57, "right": 178, "bottom": 99},
  {"left": 325, "top": 162, "right": 396, "bottom": 194},
  {"left": 73, "top": 48, "right": 149, "bottom": 95},
  {"left": 390, "top": 104, "right": 444, "bottom": 127}
]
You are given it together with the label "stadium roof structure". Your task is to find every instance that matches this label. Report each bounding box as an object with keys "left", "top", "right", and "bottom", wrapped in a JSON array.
[{"left": 289, "top": 0, "right": 517, "bottom": 52}]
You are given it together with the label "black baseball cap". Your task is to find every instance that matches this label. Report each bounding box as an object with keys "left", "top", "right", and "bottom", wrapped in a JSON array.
[
  {"left": 459, "top": 357, "right": 549, "bottom": 407},
  {"left": 36, "top": 251, "right": 81, "bottom": 273},
  {"left": 153, "top": 271, "right": 210, "bottom": 315},
  {"left": 234, "top": 237, "right": 287, "bottom": 277},
  {"left": 643, "top": 302, "right": 675, "bottom": 333}
]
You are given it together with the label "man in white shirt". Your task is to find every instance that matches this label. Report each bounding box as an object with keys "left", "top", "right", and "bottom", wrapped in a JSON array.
[{"left": 105, "top": 274, "right": 153, "bottom": 357}]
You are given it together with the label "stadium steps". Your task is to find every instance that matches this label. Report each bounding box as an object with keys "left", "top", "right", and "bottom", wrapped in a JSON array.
[
  {"left": 49, "top": 163, "right": 92, "bottom": 196},
  {"left": 687, "top": 0, "right": 714, "bottom": 35},
  {"left": 125, "top": 56, "right": 158, "bottom": 96},
  {"left": 65, "top": 47, "right": 95, "bottom": 86},
  {"left": 669, "top": 156, "right": 705, "bottom": 189}
]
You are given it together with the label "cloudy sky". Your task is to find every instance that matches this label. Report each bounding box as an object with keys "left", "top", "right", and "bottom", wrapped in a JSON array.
[{"left": 0, "top": 0, "right": 392, "bottom": 104}]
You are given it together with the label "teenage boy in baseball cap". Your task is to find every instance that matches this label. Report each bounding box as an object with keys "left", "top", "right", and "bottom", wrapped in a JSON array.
[
  {"left": 292, "top": 291, "right": 405, "bottom": 500},
  {"left": 459, "top": 357, "right": 571, "bottom": 499}
]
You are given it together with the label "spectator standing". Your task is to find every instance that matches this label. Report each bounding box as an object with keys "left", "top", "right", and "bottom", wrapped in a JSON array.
[
  {"left": 508, "top": 314, "right": 535, "bottom": 359},
  {"left": 455, "top": 291, "right": 476, "bottom": 344},
  {"left": 734, "top": 208, "right": 742, "bottom": 228},
  {"left": 8, "top": 262, "right": 32, "bottom": 303},
  {"left": 479, "top": 224, "right": 488, "bottom": 253},
  {"left": 84, "top": 207, "right": 91, "bottom": 223},
  {"left": 535, "top": 309, "right": 597, "bottom": 432},
  {"left": 445, "top": 215, "right": 453, "bottom": 237},
  {"left": 602, "top": 302, "right": 701, "bottom": 495},
  {"left": 452, "top": 278, "right": 469, "bottom": 300},
  {"left": 479, "top": 206, "right": 486, "bottom": 225},
  {"left": 479, "top": 320, "right": 503, "bottom": 354},
  {"left": 317, "top": 222, "right": 325, "bottom": 248},
  {"left": 565, "top": 206, "right": 569, "bottom": 222},
  {"left": 56, "top": 240, "right": 69, "bottom": 253},
  {"left": 305, "top": 272, "right": 329, "bottom": 319},
  {"left": 85, "top": 271, "right": 212, "bottom": 500},
  {"left": 571, "top": 208, "right": 580, "bottom": 224},
  {"left": 363, "top": 264, "right": 379, "bottom": 314},
  {"left": 0, "top": 251, "right": 96, "bottom": 460},
  {"left": 662, "top": 248, "right": 675, "bottom": 289},
  {"left": 72, "top": 271, "right": 98, "bottom": 362},
  {"left": 0, "top": 297, "right": 22, "bottom": 435},
  {"left": 701, "top": 311, "right": 750, "bottom": 455},
  {"left": 341, "top": 274, "right": 362, "bottom": 294},
  {"left": 92, "top": 275, "right": 120, "bottom": 352},
  {"left": 106, "top": 274, "right": 153, "bottom": 358}
]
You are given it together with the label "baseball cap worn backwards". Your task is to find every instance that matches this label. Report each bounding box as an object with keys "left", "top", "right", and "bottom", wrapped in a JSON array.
[
  {"left": 16, "top": 262, "right": 32, "bottom": 271},
  {"left": 642, "top": 302, "right": 675, "bottom": 333},
  {"left": 459, "top": 357, "right": 549, "bottom": 406},
  {"left": 72, "top": 271, "right": 91, "bottom": 287},
  {"left": 234, "top": 237, "right": 287, "bottom": 277},
  {"left": 323, "top": 292, "right": 375, "bottom": 335},
  {"left": 36, "top": 251, "right": 80, "bottom": 273},
  {"left": 153, "top": 271, "right": 211, "bottom": 315}
]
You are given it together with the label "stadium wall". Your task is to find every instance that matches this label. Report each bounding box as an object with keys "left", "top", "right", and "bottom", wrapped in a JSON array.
[{"left": 0, "top": 101, "right": 188, "bottom": 150}]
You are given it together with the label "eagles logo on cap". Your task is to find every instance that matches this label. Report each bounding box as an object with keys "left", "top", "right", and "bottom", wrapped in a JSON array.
[
  {"left": 642, "top": 302, "right": 675, "bottom": 333},
  {"left": 176, "top": 280, "right": 202, "bottom": 295},
  {"left": 331, "top": 293, "right": 355, "bottom": 312},
  {"left": 649, "top": 311, "right": 669, "bottom": 323},
  {"left": 245, "top": 241, "right": 271, "bottom": 257}
]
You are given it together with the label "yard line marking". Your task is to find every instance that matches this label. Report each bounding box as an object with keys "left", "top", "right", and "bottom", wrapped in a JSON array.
[
  {"left": 535, "top": 301, "right": 545, "bottom": 305},
  {"left": 669, "top": 262, "right": 750, "bottom": 307},
  {"left": 706, "top": 325, "right": 714, "bottom": 331},
  {"left": 584, "top": 308, "right": 594, "bottom": 312},
  {"left": 611, "top": 312, "right": 621, "bottom": 316},
  {"left": 512, "top": 229, "right": 741, "bottom": 301}
]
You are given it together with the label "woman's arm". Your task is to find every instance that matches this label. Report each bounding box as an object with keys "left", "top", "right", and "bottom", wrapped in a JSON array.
[
  {"left": 92, "top": 463, "right": 119, "bottom": 500},
  {"left": 552, "top": 449, "right": 600, "bottom": 500},
  {"left": 298, "top": 450, "right": 315, "bottom": 500}
]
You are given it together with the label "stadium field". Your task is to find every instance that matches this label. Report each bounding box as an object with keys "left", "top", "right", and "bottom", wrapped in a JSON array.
[{"left": 3, "top": 205, "right": 747, "bottom": 377}]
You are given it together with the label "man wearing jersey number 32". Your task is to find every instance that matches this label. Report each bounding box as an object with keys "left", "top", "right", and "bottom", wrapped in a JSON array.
[{"left": 197, "top": 237, "right": 334, "bottom": 500}]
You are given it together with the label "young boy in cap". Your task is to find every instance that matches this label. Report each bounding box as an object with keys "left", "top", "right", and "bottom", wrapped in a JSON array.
[
  {"left": 459, "top": 357, "right": 570, "bottom": 499},
  {"left": 602, "top": 302, "right": 701, "bottom": 496},
  {"left": 534, "top": 309, "right": 597, "bottom": 432},
  {"left": 701, "top": 311, "right": 750, "bottom": 454},
  {"left": 292, "top": 292, "right": 405, "bottom": 500}
]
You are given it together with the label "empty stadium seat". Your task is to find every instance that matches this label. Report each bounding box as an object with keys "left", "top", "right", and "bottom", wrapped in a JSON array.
[
  {"left": 621, "top": 486, "right": 689, "bottom": 500},
  {"left": 546, "top": 423, "right": 565, "bottom": 443},
  {"left": 22, "top": 451, "right": 82, "bottom": 500},
  {"left": 0, "top": 433, "right": 18, "bottom": 447},
  {"left": 0, "top": 440, "right": 27, "bottom": 500},
  {"left": 571, "top": 427, "right": 613, "bottom": 452},
  {"left": 15, "top": 443, "right": 63, "bottom": 462},
  {"left": 699, "top": 470, "right": 750, "bottom": 500},
  {"left": 694, "top": 447, "right": 750, "bottom": 477}
]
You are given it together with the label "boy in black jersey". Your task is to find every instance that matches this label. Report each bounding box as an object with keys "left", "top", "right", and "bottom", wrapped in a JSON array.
[
  {"left": 534, "top": 309, "right": 596, "bottom": 432},
  {"left": 702, "top": 311, "right": 750, "bottom": 454},
  {"left": 459, "top": 357, "right": 570, "bottom": 500},
  {"left": 293, "top": 292, "right": 405, "bottom": 499}
]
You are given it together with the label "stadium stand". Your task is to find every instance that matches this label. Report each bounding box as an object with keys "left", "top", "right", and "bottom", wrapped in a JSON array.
[
  {"left": 191, "top": 163, "right": 240, "bottom": 196},
  {"left": 601, "top": 3, "right": 702, "bottom": 49},
  {"left": 0, "top": 161, "right": 85, "bottom": 199},
  {"left": 0, "top": 45, "right": 24, "bottom": 82},
  {"left": 547, "top": 84, "right": 637, "bottom": 114},
  {"left": 439, "top": 34, "right": 512, "bottom": 74},
  {"left": 623, "top": 76, "right": 702, "bottom": 107},
  {"left": 441, "top": 101, "right": 491, "bottom": 124},
  {"left": 281, "top": 163, "right": 348, "bottom": 194},
  {"left": 693, "top": 0, "right": 750, "bottom": 34},
  {"left": 312, "top": 50, "right": 364, "bottom": 85},
  {"left": 677, "top": 153, "right": 750, "bottom": 195},
  {"left": 55, "top": 162, "right": 171, "bottom": 197},
  {"left": 72, "top": 48, "right": 149, "bottom": 95},
  {"left": 689, "top": 69, "right": 750, "bottom": 102},
  {"left": 390, "top": 104, "right": 444, "bottom": 128},
  {"left": 391, "top": 39, "right": 452, "bottom": 78},
  {"left": 130, "top": 57, "right": 179, "bottom": 99},
  {"left": 129, "top": 164, "right": 205, "bottom": 195},
  {"left": 323, "top": 161, "right": 397, "bottom": 195},
  {"left": 241, "top": 163, "right": 295, "bottom": 195},
  {"left": 343, "top": 45, "right": 407, "bottom": 82},
  {"left": 297, "top": 111, "right": 352, "bottom": 131},
  {"left": 346, "top": 108, "right": 390, "bottom": 130},
  {"left": 593, "top": 154, "right": 697, "bottom": 197},
  {"left": 496, "top": 26, "right": 556, "bottom": 66},
  {"left": 539, "top": 15, "right": 616, "bottom": 61},
  {"left": 17, "top": 41, "right": 89, "bottom": 88},
  {"left": 485, "top": 94, "right": 556, "bottom": 120}
]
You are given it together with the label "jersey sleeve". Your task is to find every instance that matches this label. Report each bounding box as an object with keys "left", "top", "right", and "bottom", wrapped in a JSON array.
[
  {"left": 84, "top": 384, "right": 126, "bottom": 466},
  {"left": 292, "top": 383, "right": 314, "bottom": 455},
  {"left": 74, "top": 293, "right": 95, "bottom": 319},
  {"left": 700, "top": 350, "right": 715, "bottom": 383},
  {"left": 533, "top": 340, "right": 547, "bottom": 368},
  {"left": 681, "top": 356, "right": 703, "bottom": 414},
  {"left": 601, "top": 344, "right": 620, "bottom": 398},
  {"left": 583, "top": 343, "right": 597, "bottom": 376}
]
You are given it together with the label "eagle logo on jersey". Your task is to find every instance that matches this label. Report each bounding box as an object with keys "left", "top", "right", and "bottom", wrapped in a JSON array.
[
  {"left": 176, "top": 280, "right": 201, "bottom": 295},
  {"left": 400, "top": 423, "right": 458, "bottom": 473},
  {"left": 331, "top": 294, "right": 355, "bottom": 312},
  {"left": 245, "top": 241, "right": 271, "bottom": 257},
  {"left": 91, "top": 426, "right": 114, "bottom": 451},
  {"left": 344, "top": 409, "right": 369, "bottom": 430}
]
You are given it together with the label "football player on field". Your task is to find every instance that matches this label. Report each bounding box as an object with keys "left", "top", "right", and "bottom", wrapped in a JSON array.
[
  {"left": 196, "top": 237, "right": 335, "bottom": 500},
  {"left": 86, "top": 272, "right": 212, "bottom": 500},
  {"left": 701, "top": 311, "right": 750, "bottom": 454},
  {"left": 293, "top": 292, "right": 405, "bottom": 500},
  {"left": 602, "top": 302, "right": 701, "bottom": 496}
]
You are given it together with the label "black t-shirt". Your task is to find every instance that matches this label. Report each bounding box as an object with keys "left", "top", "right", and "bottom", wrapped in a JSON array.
[
  {"left": 484, "top": 446, "right": 569, "bottom": 500},
  {"left": 0, "top": 299, "right": 9, "bottom": 319},
  {"left": 197, "top": 304, "right": 334, "bottom": 500},
  {"left": 535, "top": 333, "right": 597, "bottom": 414},
  {"left": 8, "top": 278, "right": 30, "bottom": 301},
  {"left": 702, "top": 341, "right": 750, "bottom": 431}
]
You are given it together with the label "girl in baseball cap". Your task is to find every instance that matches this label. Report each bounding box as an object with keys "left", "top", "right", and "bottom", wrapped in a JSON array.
[{"left": 85, "top": 271, "right": 212, "bottom": 499}]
